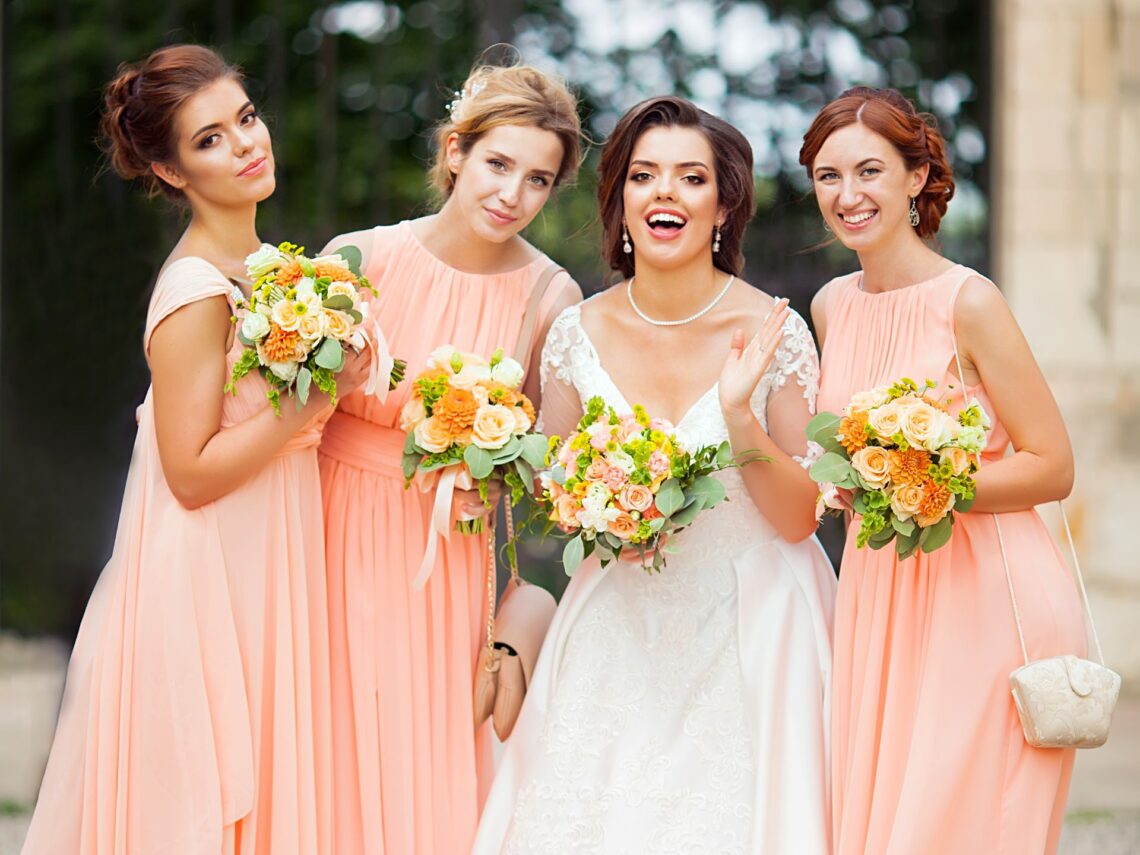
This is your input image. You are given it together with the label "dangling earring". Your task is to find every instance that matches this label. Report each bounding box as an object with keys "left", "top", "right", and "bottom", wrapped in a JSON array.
[
  {"left": 712, "top": 223, "right": 722, "bottom": 253},
  {"left": 908, "top": 197, "right": 920, "bottom": 228},
  {"left": 822, "top": 219, "right": 832, "bottom": 234},
  {"left": 622, "top": 221, "right": 632, "bottom": 254}
]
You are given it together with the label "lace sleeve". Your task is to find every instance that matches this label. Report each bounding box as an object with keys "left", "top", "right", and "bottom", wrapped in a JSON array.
[
  {"left": 752, "top": 309, "right": 822, "bottom": 467},
  {"left": 536, "top": 305, "right": 586, "bottom": 439}
]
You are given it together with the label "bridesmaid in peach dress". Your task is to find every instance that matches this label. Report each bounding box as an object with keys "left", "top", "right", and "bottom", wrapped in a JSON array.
[
  {"left": 316, "top": 63, "right": 583, "bottom": 854},
  {"left": 802, "top": 87, "right": 1087, "bottom": 855},
  {"left": 23, "top": 46, "right": 371, "bottom": 855}
]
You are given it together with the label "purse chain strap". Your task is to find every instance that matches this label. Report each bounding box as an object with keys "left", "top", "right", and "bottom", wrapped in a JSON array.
[{"left": 947, "top": 277, "right": 1105, "bottom": 669}]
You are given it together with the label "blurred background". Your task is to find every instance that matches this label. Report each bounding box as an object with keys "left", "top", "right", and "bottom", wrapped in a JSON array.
[{"left": 1, "top": 0, "right": 1136, "bottom": 851}]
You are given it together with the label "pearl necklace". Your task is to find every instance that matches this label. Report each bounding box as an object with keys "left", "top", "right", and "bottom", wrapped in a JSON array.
[{"left": 626, "top": 274, "right": 736, "bottom": 327}]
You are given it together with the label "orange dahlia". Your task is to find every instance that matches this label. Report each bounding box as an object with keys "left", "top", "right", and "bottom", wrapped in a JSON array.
[
  {"left": 889, "top": 448, "right": 933, "bottom": 486},
  {"left": 274, "top": 260, "right": 304, "bottom": 289},
  {"left": 315, "top": 260, "right": 358, "bottom": 282},
  {"left": 433, "top": 387, "right": 478, "bottom": 436},
  {"left": 838, "top": 411, "right": 871, "bottom": 454},
  {"left": 918, "top": 479, "right": 953, "bottom": 520},
  {"left": 261, "top": 324, "right": 302, "bottom": 362},
  {"left": 518, "top": 394, "right": 536, "bottom": 425}
]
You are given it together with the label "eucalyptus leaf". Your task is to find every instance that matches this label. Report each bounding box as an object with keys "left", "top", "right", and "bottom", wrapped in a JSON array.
[
  {"left": 489, "top": 436, "right": 522, "bottom": 464},
  {"left": 716, "top": 441, "right": 734, "bottom": 468},
  {"left": 349, "top": 309, "right": 363, "bottom": 325},
  {"left": 655, "top": 479, "right": 684, "bottom": 517},
  {"left": 520, "top": 433, "right": 549, "bottom": 468},
  {"left": 563, "top": 536, "right": 585, "bottom": 576},
  {"left": 296, "top": 367, "right": 312, "bottom": 405},
  {"left": 603, "top": 532, "right": 623, "bottom": 551},
  {"left": 402, "top": 454, "right": 419, "bottom": 481},
  {"left": 806, "top": 412, "right": 843, "bottom": 450},
  {"left": 688, "top": 475, "right": 727, "bottom": 508},
  {"left": 955, "top": 495, "right": 975, "bottom": 513},
  {"left": 513, "top": 459, "right": 534, "bottom": 492},
  {"left": 920, "top": 515, "right": 954, "bottom": 553},
  {"left": 315, "top": 337, "right": 345, "bottom": 371},
  {"left": 668, "top": 500, "right": 703, "bottom": 528},
  {"left": 463, "top": 445, "right": 494, "bottom": 480},
  {"left": 891, "top": 515, "right": 916, "bottom": 537},
  {"left": 809, "top": 452, "right": 854, "bottom": 485},
  {"left": 853, "top": 491, "right": 869, "bottom": 514},
  {"left": 322, "top": 295, "right": 354, "bottom": 312},
  {"left": 337, "top": 244, "right": 364, "bottom": 274}
]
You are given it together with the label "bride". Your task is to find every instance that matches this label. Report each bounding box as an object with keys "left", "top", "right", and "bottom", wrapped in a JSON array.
[{"left": 473, "top": 96, "right": 836, "bottom": 854}]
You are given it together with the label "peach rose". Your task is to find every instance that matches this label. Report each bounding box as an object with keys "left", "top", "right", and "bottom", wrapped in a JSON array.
[
  {"left": 399, "top": 396, "right": 428, "bottom": 431},
  {"left": 619, "top": 484, "right": 654, "bottom": 513},
  {"left": 511, "top": 404, "right": 533, "bottom": 434},
  {"left": 847, "top": 385, "right": 892, "bottom": 415},
  {"left": 297, "top": 311, "right": 327, "bottom": 342},
  {"left": 851, "top": 445, "right": 892, "bottom": 489},
  {"left": 326, "top": 280, "right": 357, "bottom": 302},
  {"left": 324, "top": 309, "right": 354, "bottom": 341},
  {"left": 867, "top": 401, "right": 904, "bottom": 439},
  {"left": 554, "top": 493, "right": 581, "bottom": 527},
  {"left": 471, "top": 404, "right": 515, "bottom": 449},
  {"left": 889, "top": 483, "right": 925, "bottom": 521},
  {"left": 271, "top": 299, "right": 302, "bottom": 332},
  {"left": 940, "top": 446, "right": 971, "bottom": 476},
  {"left": 413, "top": 416, "right": 452, "bottom": 453},
  {"left": 585, "top": 459, "right": 609, "bottom": 482},
  {"left": 609, "top": 511, "right": 638, "bottom": 540},
  {"left": 900, "top": 401, "right": 945, "bottom": 451}
]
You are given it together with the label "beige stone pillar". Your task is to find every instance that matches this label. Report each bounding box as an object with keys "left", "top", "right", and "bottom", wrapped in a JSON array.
[{"left": 994, "top": 0, "right": 1140, "bottom": 688}]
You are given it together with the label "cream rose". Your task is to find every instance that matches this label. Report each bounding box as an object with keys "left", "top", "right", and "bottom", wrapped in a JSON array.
[
  {"left": 851, "top": 445, "right": 892, "bottom": 489},
  {"left": 314, "top": 253, "right": 351, "bottom": 271},
  {"left": 297, "top": 311, "right": 327, "bottom": 342},
  {"left": 867, "top": 401, "right": 904, "bottom": 439},
  {"left": 267, "top": 360, "right": 299, "bottom": 383},
  {"left": 294, "top": 277, "right": 317, "bottom": 302},
  {"left": 327, "top": 280, "right": 358, "bottom": 301},
  {"left": 900, "top": 401, "right": 945, "bottom": 451},
  {"left": 324, "top": 309, "right": 354, "bottom": 341},
  {"left": 510, "top": 404, "right": 532, "bottom": 434},
  {"left": 490, "top": 357, "right": 525, "bottom": 389},
  {"left": 241, "top": 311, "right": 270, "bottom": 342},
  {"left": 426, "top": 345, "right": 458, "bottom": 373},
  {"left": 399, "top": 396, "right": 428, "bottom": 431},
  {"left": 848, "top": 385, "right": 892, "bottom": 414},
  {"left": 413, "top": 416, "right": 452, "bottom": 453},
  {"left": 471, "top": 404, "right": 515, "bottom": 449},
  {"left": 271, "top": 300, "right": 302, "bottom": 332},
  {"left": 940, "top": 446, "right": 971, "bottom": 476},
  {"left": 449, "top": 363, "right": 493, "bottom": 390},
  {"left": 889, "top": 483, "right": 925, "bottom": 521},
  {"left": 245, "top": 243, "right": 284, "bottom": 277}
]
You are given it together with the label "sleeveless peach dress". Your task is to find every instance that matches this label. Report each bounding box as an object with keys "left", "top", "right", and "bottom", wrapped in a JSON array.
[
  {"left": 22, "top": 257, "right": 334, "bottom": 854},
  {"left": 816, "top": 264, "right": 1087, "bottom": 855},
  {"left": 317, "top": 222, "right": 575, "bottom": 855}
]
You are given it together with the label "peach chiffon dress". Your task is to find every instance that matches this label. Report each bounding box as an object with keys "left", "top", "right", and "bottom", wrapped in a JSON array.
[
  {"left": 317, "top": 222, "right": 575, "bottom": 855},
  {"left": 22, "top": 258, "right": 334, "bottom": 854},
  {"left": 816, "top": 264, "right": 1087, "bottom": 855}
]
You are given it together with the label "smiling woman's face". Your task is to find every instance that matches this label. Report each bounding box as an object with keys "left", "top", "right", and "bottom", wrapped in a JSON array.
[{"left": 621, "top": 125, "right": 725, "bottom": 271}]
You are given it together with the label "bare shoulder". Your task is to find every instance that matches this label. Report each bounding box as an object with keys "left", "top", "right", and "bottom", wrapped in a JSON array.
[
  {"left": 579, "top": 280, "right": 624, "bottom": 323},
  {"left": 322, "top": 227, "right": 375, "bottom": 257},
  {"left": 954, "top": 274, "right": 1012, "bottom": 332}
]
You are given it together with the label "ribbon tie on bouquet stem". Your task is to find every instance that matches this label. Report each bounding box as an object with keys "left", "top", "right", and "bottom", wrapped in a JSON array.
[{"left": 412, "top": 464, "right": 478, "bottom": 590}]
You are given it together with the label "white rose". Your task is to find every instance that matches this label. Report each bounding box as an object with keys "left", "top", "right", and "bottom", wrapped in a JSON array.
[
  {"left": 399, "top": 397, "right": 428, "bottom": 431},
  {"left": 268, "top": 361, "right": 299, "bottom": 383},
  {"left": 450, "top": 363, "right": 492, "bottom": 390},
  {"left": 327, "top": 280, "right": 358, "bottom": 302},
  {"left": 245, "top": 243, "right": 284, "bottom": 278},
  {"left": 314, "top": 253, "right": 351, "bottom": 271},
  {"left": 490, "top": 357, "right": 526, "bottom": 389},
  {"left": 583, "top": 482, "right": 613, "bottom": 515},
  {"left": 900, "top": 401, "right": 945, "bottom": 452},
  {"left": 426, "top": 345, "right": 458, "bottom": 374},
  {"left": 241, "top": 311, "right": 270, "bottom": 342},
  {"left": 605, "top": 449, "right": 636, "bottom": 474},
  {"left": 956, "top": 425, "right": 988, "bottom": 455},
  {"left": 294, "top": 277, "right": 317, "bottom": 302}
]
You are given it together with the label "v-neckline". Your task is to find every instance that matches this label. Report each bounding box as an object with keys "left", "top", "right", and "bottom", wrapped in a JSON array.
[{"left": 573, "top": 308, "right": 720, "bottom": 431}]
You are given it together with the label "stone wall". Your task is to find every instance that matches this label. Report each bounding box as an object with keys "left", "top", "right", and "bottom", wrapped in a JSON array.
[{"left": 994, "top": 0, "right": 1140, "bottom": 688}]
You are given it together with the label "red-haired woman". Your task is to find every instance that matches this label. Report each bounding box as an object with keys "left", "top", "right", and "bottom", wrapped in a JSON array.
[
  {"left": 803, "top": 87, "right": 1085, "bottom": 854},
  {"left": 22, "top": 45, "right": 370, "bottom": 854}
]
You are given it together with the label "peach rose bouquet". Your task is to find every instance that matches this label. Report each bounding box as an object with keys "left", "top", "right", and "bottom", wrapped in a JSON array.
[
  {"left": 806, "top": 377, "right": 991, "bottom": 559},
  {"left": 400, "top": 345, "right": 548, "bottom": 537},
  {"left": 537, "top": 396, "right": 747, "bottom": 575},
  {"left": 227, "top": 241, "right": 405, "bottom": 414}
]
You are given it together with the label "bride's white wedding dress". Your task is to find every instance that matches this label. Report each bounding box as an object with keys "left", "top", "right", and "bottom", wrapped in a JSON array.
[{"left": 473, "top": 301, "right": 836, "bottom": 855}]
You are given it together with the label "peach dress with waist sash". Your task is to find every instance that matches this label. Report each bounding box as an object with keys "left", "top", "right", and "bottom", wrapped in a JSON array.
[
  {"left": 317, "top": 223, "right": 574, "bottom": 855},
  {"left": 23, "top": 257, "right": 334, "bottom": 854},
  {"left": 817, "top": 264, "right": 1086, "bottom": 855}
]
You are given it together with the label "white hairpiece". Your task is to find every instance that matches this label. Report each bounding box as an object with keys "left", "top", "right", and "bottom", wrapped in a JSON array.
[{"left": 447, "top": 80, "right": 486, "bottom": 123}]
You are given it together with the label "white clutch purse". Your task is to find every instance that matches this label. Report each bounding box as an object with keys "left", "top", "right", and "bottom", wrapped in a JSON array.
[{"left": 995, "top": 506, "right": 1121, "bottom": 749}]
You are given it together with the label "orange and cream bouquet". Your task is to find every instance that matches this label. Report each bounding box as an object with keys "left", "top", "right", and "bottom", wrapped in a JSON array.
[
  {"left": 401, "top": 345, "right": 548, "bottom": 531},
  {"left": 227, "top": 241, "right": 405, "bottom": 414},
  {"left": 806, "top": 377, "right": 991, "bottom": 559}
]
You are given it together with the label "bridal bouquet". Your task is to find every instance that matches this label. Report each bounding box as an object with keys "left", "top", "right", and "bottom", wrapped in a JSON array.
[
  {"left": 227, "top": 241, "right": 405, "bottom": 414},
  {"left": 806, "top": 377, "right": 991, "bottom": 559},
  {"left": 400, "top": 346, "right": 549, "bottom": 535},
  {"left": 539, "top": 396, "right": 744, "bottom": 575}
]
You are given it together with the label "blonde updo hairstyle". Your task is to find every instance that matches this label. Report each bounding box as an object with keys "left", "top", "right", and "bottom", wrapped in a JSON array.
[
  {"left": 430, "top": 63, "right": 582, "bottom": 201},
  {"left": 100, "top": 44, "right": 243, "bottom": 202}
]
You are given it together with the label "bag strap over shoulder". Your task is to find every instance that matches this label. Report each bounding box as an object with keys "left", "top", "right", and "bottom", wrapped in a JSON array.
[
  {"left": 513, "top": 263, "right": 565, "bottom": 366},
  {"left": 947, "top": 279, "right": 1105, "bottom": 668}
]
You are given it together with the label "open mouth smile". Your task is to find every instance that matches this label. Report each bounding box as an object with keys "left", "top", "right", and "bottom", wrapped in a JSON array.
[{"left": 644, "top": 209, "right": 688, "bottom": 240}]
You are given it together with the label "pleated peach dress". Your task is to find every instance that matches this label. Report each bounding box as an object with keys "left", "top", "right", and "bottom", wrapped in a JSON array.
[
  {"left": 816, "top": 264, "right": 1087, "bottom": 855},
  {"left": 22, "top": 258, "right": 333, "bottom": 854},
  {"left": 317, "top": 222, "right": 574, "bottom": 855}
]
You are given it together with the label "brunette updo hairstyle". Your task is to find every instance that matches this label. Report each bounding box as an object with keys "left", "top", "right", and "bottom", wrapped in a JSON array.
[
  {"left": 597, "top": 96, "right": 755, "bottom": 279},
  {"left": 798, "top": 87, "right": 955, "bottom": 238},
  {"left": 430, "top": 62, "right": 582, "bottom": 201},
  {"left": 100, "top": 44, "right": 243, "bottom": 201}
]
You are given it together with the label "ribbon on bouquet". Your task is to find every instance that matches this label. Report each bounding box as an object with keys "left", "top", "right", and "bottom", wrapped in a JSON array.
[
  {"left": 412, "top": 464, "right": 478, "bottom": 590},
  {"left": 350, "top": 313, "right": 395, "bottom": 403}
]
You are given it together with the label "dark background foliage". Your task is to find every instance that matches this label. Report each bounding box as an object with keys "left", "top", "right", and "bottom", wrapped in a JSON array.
[{"left": 0, "top": 0, "right": 988, "bottom": 638}]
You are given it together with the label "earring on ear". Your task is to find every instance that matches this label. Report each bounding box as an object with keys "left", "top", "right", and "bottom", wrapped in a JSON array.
[
  {"left": 712, "top": 223, "right": 722, "bottom": 253},
  {"left": 822, "top": 219, "right": 832, "bottom": 234},
  {"left": 908, "top": 196, "right": 920, "bottom": 228},
  {"left": 622, "top": 221, "right": 632, "bottom": 254}
]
